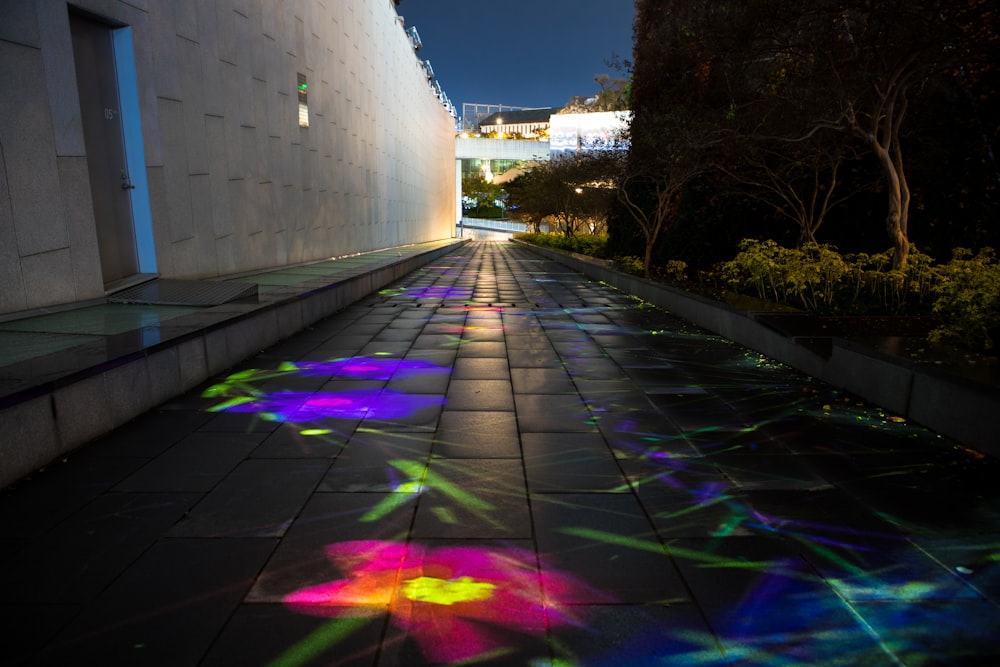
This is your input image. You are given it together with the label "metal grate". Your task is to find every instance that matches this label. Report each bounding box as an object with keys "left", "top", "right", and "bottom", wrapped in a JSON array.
[{"left": 107, "top": 279, "right": 258, "bottom": 306}]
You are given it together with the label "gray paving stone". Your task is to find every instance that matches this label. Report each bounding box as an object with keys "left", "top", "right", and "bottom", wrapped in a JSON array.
[
  {"left": 411, "top": 458, "right": 530, "bottom": 539},
  {"left": 522, "top": 432, "right": 628, "bottom": 493},
  {"left": 445, "top": 379, "right": 515, "bottom": 411},
  {"left": 433, "top": 410, "right": 520, "bottom": 458},
  {"left": 167, "top": 459, "right": 329, "bottom": 538},
  {"left": 112, "top": 432, "right": 265, "bottom": 493},
  {"left": 4, "top": 240, "right": 999, "bottom": 666}
]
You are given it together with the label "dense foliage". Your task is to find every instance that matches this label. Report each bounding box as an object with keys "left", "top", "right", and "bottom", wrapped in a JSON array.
[
  {"left": 512, "top": 232, "right": 609, "bottom": 258},
  {"left": 716, "top": 240, "right": 1000, "bottom": 350},
  {"left": 513, "top": 1, "right": 1000, "bottom": 353},
  {"left": 615, "top": 0, "right": 1000, "bottom": 272}
]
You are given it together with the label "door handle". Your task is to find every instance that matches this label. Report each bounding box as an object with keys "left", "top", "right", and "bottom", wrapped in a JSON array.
[{"left": 121, "top": 170, "right": 136, "bottom": 190}]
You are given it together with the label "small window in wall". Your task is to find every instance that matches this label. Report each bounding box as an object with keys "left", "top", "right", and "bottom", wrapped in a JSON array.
[{"left": 297, "top": 73, "right": 309, "bottom": 127}]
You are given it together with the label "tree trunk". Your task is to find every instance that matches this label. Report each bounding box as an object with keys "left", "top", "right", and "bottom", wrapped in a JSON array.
[
  {"left": 643, "top": 242, "right": 654, "bottom": 279},
  {"left": 873, "top": 143, "right": 911, "bottom": 270},
  {"left": 798, "top": 225, "right": 817, "bottom": 247}
]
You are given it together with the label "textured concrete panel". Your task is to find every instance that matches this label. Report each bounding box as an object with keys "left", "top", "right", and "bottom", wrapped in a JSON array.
[
  {"left": 170, "top": 236, "right": 200, "bottom": 277},
  {"left": 103, "top": 359, "right": 155, "bottom": 428},
  {"left": 36, "top": 0, "right": 85, "bottom": 156},
  {"left": 58, "top": 156, "right": 103, "bottom": 300},
  {"left": 827, "top": 342, "right": 913, "bottom": 417},
  {"left": 53, "top": 373, "right": 112, "bottom": 447},
  {"left": 0, "top": 395, "right": 59, "bottom": 489},
  {"left": 148, "top": 2, "right": 181, "bottom": 101},
  {"left": 0, "top": 41, "right": 67, "bottom": 256},
  {"left": 188, "top": 173, "right": 218, "bottom": 277},
  {"left": 177, "top": 336, "right": 209, "bottom": 391},
  {"left": 215, "top": 1, "right": 237, "bottom": 65},
  {"left": 178, "top": 38, "right": 209, "bottom": 176},
  {"left": 157, "top": 97, "right": 193, "bottom": 234},
  {"left": 146, "top": 346, "right": 183, "bottom": 406},
  {"left": 145, "top": 165, "right": 174, "bottom": 275},
  {"left": 173, "top": 0, "right": 199, "bottom": 43},
  {"left": 204, "top": 327, "right": 233, "bottom": 375},
  {"left": 0, "top": 148, "right": 27, "bottom": 313},
  {"left": 21, "top": 248, "right": 76, "bottom": 309},
  {"left": 0, "top": 0, "right": 40, "bottom": 46},
  {"left": 204, "top": 115, "right": 233, "bottom": 239}
]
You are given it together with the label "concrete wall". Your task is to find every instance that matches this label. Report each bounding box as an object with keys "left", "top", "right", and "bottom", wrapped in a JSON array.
[{"left": 0, "top": 0, "right": 456, "bottom": 315}]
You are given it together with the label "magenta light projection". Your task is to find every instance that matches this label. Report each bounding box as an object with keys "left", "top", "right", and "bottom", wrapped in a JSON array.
[
  {"left": 283, "top": 540, "right": 589, "bottom": 664},
  {"left": 202, "top": 357, "right": 449, "bottom": 424}
]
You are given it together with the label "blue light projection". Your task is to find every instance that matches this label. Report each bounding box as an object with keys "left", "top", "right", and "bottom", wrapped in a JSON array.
[{"left": 202, "top": 356, "right": 449, "bottom": 426}]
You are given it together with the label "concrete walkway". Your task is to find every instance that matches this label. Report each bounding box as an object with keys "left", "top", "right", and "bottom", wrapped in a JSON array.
[{"left": 2, "top": 240, "right": 998, "bottom": 666}]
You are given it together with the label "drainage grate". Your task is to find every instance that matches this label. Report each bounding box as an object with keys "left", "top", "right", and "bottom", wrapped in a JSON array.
[{"left": 107, "top": 279, "right": 258, "bottom": 306}]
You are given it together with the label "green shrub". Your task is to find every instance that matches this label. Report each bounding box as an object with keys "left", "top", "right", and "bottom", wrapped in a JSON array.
[
  {"left": 612, "top": 255, "right": 645, "bottom": 276},
  {"left": 928, "top": 248, "right": 1000, "bottom": 351},
  {"left": 661, "top": 259, "right": 689, "bottom": 283},
  {"left": 718, "top": 239, "right": 938, "bottom": 315},
  {"left": 513, "top": 232, "right": 609, "bottom": 257}
]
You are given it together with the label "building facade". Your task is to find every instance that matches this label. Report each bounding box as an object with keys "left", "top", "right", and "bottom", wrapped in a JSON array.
[
  {"left": 477, "top": 107, "right": 562, "bottom": 140},
  {"left": 0, "top": 0, "right": 456, "bottom": 316}
]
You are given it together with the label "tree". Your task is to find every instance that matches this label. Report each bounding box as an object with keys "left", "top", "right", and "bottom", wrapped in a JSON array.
[
  {"left": 718, "top": 81, "right": 873, "bottom": 246},
  {"left": 747, "top": 0, "right": 998, "bottom": 268},
  {"left": 620, "top": 0, "right": 727, "bottom": 277},
  {"left": 462, "top": 173, "right": 504, "bottom": 210},
  {"left": 506, "top": 154, "right": 618, "bottom": 235}
]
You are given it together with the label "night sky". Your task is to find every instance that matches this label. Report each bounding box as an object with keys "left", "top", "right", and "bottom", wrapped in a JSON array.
[{"left": 395, "top": 0, "right": 635, "bottom": 111}]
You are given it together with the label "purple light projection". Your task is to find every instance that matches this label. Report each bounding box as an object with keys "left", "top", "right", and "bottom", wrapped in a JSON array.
[
  {"left": 202, "top": 356, "right": 449, "bottom": 424},
  {"left": 208, "top": 388, "right": 445, "bottom": 423},
  {"left": 293, "top": 357, "right": 449, "bottom": 381}
]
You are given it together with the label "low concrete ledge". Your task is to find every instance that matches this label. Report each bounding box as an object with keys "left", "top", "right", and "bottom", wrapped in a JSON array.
[
  {"left": 908, "top": 361, "right": 1000, "bottom": 454},
  {"left": 516, "top": 240, "right": 1000, "bottom": 457},
  {"left": 825, "top": 339, "right": 915, "bottom": 417},
  {"left": 0, "top": 239, "right": 468, "bottom": 488}
]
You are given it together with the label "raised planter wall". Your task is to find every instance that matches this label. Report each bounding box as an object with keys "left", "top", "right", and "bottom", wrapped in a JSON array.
[{"left": 515, "top": 241, "right": 1000, "bottom": 457}]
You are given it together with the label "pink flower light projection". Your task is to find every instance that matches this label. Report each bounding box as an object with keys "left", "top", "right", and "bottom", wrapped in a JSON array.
[{"left": 284, "top": 540, "right": 588, "bottom": 664}]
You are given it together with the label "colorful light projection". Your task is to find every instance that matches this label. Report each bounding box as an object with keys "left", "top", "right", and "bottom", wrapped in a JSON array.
[
  {"left": 293, "top": 357, "right": 449, "bottom": 381},
  {"left": 378, "top": 285, "right": 475, "bottom": 301},
  {"left": 283, "top": 540, "right": 589, "bottom": 665},
  {"left": 202, "top": 357, "right": 449, "bottom": 425},
  {"left": 208, "top": 388, "right": 445, "bottom": 423},
  {"left": 358, "top": 459, "right": 501, "bottom": 525}
]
